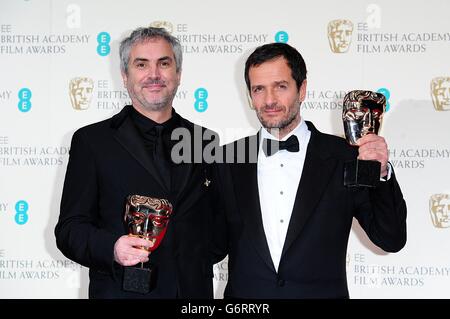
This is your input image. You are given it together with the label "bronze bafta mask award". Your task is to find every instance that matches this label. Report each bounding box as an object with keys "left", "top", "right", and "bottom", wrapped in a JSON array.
[
  {"left": 342, "top": 90, "right": 386, "bottom": 187},
  {"left": 122, "top": 195, "right": 173, "bottom": 294}
]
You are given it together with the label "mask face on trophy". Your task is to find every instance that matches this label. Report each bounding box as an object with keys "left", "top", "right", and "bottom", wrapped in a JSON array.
[
  {"left": 342, "top": 90, "right": 386, "bottom": 146},
  {"left": 125, "top": 195, "right": 173, "bottom": 251},
  {"left": 122, "top": 195, "right": 173, "bottom": 294},
  {"left": 342, "top": 90, "right": 386, "bottom": 188}
]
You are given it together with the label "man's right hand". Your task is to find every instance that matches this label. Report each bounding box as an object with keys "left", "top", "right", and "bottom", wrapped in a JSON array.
[{"left": 113, "top": 235, "right": 153, "bottom": 266}]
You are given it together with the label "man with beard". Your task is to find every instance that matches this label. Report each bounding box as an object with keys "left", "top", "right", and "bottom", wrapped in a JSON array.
[
  {"left": 214, "top": 42, "right": 407, "bottom": 298},
  {"left": 55, "top": 27, "right": 219, "bottom": 298}
]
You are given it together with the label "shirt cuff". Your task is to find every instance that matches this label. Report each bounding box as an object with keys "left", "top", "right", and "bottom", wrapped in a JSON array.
[{"left": 380, "top": 162, "right": 392, "bottom": 182}]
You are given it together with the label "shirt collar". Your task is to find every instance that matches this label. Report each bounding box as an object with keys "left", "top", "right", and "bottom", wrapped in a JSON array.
[
  {"left": 130, "top": 107, "right": 180, "bottom": 134},
  {"left": 258, "top": 118, "right": 309, "bottom": 158},
  {"left": 260, "top": 118, "right": 307, "bottom": 142}
]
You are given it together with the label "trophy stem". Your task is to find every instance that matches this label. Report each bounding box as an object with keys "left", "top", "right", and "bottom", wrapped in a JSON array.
[{"left": 123, "top": 195, "right": 172, "bottom": 294}]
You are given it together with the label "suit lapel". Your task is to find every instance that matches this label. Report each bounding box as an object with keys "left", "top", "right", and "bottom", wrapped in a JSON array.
[
  {"left": 231, "top": 135, "right": 276, "bottom": 272},
  {"left": 170, "top": 161, "right": 195, "bottom": 210},
  {"left": 170, "top": 117, "right": 196, "bottom": 203},
  {"left": 113, "top": 114, "right": 169, "bottom": 193},
  {"left": 281, "top": 122, "right": 338, "bottom": 258}
]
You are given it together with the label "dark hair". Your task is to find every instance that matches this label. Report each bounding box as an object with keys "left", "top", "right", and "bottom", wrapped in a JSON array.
[{"left": 244, "top": 42, "right": 307, "bottom": 91}]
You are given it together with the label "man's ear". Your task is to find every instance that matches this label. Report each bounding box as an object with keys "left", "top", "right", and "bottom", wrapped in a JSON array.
[
  {"left": 176, "top": 70, "right": 181, "bottom": 86},
  {"left": 246, "top": 90, "right": 255, "bottom": 110},
  {"left": 121, "top": 72, "right": 128, "bottom": 87},
  {"left": 299, "top": 79, "right": 307, "bottom": 102}
]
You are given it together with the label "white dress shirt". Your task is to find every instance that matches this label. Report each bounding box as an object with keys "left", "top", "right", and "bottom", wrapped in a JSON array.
[{"left": 257, "top": 119, "right": 311, "bottom": 272}]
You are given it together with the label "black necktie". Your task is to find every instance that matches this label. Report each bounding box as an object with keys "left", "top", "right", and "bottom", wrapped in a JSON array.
[
  {"left": 263, "top": 135, "right": 299, "bottom": 156},
  {"left": 153, "top": 125, "right": 171, "bottom": 190}
]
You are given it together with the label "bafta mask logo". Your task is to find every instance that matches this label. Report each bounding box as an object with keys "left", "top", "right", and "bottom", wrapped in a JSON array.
[
  {"left": 69, "top": 77, "right": 94, "bottom": 110},
  {"left": 342, "top": 90, "right": 386, "bottom": 146},
  {"left": 125, "top": 195, "right": 173, "bottom": 250},
  {"left": 431, "top": 77, "right": 450, "bottom": 111},
  {"left": 149, "top": 21, "right": 174, "bottom": 34},
  {"left": 429, "top": 194, "right": 450, "bottom": 228},
  {"left": 328, "top": 19, "right": 354, "bottom": 53}
]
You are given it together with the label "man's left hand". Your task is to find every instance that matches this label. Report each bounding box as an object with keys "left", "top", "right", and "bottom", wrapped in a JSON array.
[{"left": 356, "top": 134, "right": 389, "bottom": 178}]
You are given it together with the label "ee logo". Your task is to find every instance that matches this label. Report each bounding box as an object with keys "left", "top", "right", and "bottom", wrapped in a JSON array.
[
  {"left": 18, "top": 88, "right": 32, "bottom": 112},
  {"left": 275, "top": 31, "right": 289, "bottom": 43},
  {"left": 377, "top": 87, "right": 391, "bottom": 112},
  {"left": 194, "top": 88, "right": 208, "bottom": 112},
  {"left": 97, "top": 32, "right": 111, "bottom": 56},
  {"left": 15, "top": 200, "right": 29, "bottom": 225}
]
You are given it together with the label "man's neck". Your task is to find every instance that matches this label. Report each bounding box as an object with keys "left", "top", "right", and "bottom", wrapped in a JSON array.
[
  {"left": 133, "top": 105, "right": 173, "bottom": 124},
  {"left": 265, "top": 116, "right": 302, "bottom": 140}
]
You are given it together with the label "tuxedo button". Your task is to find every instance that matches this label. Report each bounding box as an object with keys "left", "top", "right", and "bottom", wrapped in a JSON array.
[{"left": 277, "top": 279, "right": 285, "bottom": 287}]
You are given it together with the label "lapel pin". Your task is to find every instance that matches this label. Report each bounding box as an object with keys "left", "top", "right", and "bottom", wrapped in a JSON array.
[{"left": 204, "top": 178, "right": 211, "bottom": 187}]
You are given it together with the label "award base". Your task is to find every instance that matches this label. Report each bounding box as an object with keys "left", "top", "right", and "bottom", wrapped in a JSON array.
[
  {"left": 123, "top": 264, "right": 157, "bottom": 294},
  {"left": 344, "top": 159, "right": 381, "bottom": 188}
]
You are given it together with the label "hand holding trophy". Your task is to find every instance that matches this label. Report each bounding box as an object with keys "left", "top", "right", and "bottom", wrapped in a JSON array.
[
  {"left": 342, "top": 90, "right": 386, "bottom": 187},
  {"left": 123, "top": 195, "right": 173, "bottom": 294}
]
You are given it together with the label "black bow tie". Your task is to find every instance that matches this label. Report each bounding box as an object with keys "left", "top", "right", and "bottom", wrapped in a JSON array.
[{"left": 262, "top": 135, "right": 299, "bottom": 156}]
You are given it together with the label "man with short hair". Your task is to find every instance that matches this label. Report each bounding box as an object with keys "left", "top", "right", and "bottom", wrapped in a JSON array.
[
  {"left": 215, "top": 42, "right": 407, "bottom": 298},
  {"left": 56, "top": 27, "right": 219, "bottom": 298}
]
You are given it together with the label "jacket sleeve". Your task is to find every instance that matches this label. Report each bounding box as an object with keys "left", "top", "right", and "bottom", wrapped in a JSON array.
[
  {"left": 54, "top": 129, "right": 119, "bottom": 274},
  {"left": 353, "top": 168, "right": 407, "bottom": 252}
]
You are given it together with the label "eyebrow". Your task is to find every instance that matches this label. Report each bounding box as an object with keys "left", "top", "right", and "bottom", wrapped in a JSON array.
[
  {"left": 158, "top": 56, "right": 172, "bottom": 62},
  {"left": 273, "top": 80, "right": 289, "bottom": 86},
  {"left": 133, "top": 57, "right": 148, "bottom": 64},
  {"left": 132, "top": 56, "right": 173, "bottom": 64},
  {"left": 251, "top": 80, "right": 289, "bottom": 89}
]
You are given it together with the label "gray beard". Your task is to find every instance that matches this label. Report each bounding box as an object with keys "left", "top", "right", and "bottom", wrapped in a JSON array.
[
  {"left": 142, "top": 99, "right": 170, "bottom": 112},
  {"left": 135, "top": 87, "right": 178, "bottom": 112}
]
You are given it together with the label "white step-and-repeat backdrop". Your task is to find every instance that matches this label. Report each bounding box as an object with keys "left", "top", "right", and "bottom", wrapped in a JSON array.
[{"left": 1, "top": 0, "right": 449, "bottom": 298}]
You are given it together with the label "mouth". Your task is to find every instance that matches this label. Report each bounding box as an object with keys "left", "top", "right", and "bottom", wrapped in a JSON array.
[
  {"left": 143, "top": 84, "right": 166, "bottom": 92},
  {"left": 263, "top": 106, "right": 283, "bottom": 116},
  {"left": 143, "top": 79, "right": 166, "bottom": 89}
]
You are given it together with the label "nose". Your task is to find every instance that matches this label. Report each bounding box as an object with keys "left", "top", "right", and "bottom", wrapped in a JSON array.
[
  {"left": 147, "top": 63, "right": 161, "bottom": 79},
  {"left": 444, "top": 89, "right": 450, "bottom": 100},
  {"left": 362, "top": 111, "right": 372, "bottom": 125},
  {"left": 336, "top": 31, "right": 345, "bottom": 42},
  {"left": 264, "top": 88, "right": 277, "bottom": 107},
  {"left": 361, "top": 111, "right": 374, "bottom": 133},
  {"left": 444, "top": 204, "right": 450, "bottom": 216}
]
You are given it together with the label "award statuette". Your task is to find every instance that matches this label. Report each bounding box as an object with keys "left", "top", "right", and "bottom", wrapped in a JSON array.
[
  {"left": 342, "top": 90, "right": 386, "bottom": 187},
  {"left": 122, "top": 195, "right": 173, "bottom": 294}
]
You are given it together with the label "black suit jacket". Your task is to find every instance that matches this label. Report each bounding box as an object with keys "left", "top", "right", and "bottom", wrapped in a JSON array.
[
  {"left": 214, "top": 121, "right": 407, "bottom": 298},
  {"left": 55, "top": 105, "right": 219, "bottom": 298}
]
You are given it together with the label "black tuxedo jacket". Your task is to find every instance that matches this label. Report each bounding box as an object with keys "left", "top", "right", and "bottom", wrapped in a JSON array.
[
  {"left": 55, "top": 105, "right": 219, "bottom": 298},
  {"left": 214, "top": 121, "right": 407, "bottom": 298}
]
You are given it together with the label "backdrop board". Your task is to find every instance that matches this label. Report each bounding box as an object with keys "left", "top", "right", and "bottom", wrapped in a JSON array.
[{"left": 0, "top": 0, "right": 449, "bottom": 298}]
